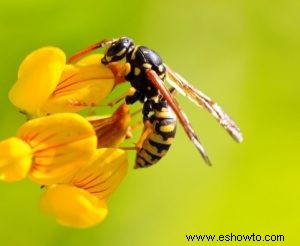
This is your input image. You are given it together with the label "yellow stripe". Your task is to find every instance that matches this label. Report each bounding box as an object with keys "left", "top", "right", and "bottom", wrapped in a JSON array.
[
  {"left": 131, "top": 46, "right": 139, "bottom": 60},
  {"left": 149, "top": 134, "right": 174, "bottom": 145},
  {"left": 155, "top": 111, "right": 170, "bottom": 118},
  {"left": 116, "top": 48, "right": 126, "bottom": 57},
  {"left": 143, "top": 141, "right": 167, "bottom": 157},
  {"left": 159, "top": 124, "right": 176, "bottom": 133},
  {"left": 142, "top": 63, "right": 152, "bottom": 69},
  {"left": 136, "top": 157, "right": 146, "bottom": 167},
  {"left": 138, "top": 149, "right": 153, "bottom": 163}
]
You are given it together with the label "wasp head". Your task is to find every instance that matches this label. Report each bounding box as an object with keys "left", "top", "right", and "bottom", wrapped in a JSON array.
[{"left": 101, "top": 37, "right": 134, "bottom": 65}]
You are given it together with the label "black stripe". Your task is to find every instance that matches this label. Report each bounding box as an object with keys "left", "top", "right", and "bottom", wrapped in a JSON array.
[
  {"left": 135, "top": 160, "right": 144, "bottom": 168},
  {"left": 144, "top": 149, "right": 162, "bottom": 162},
  {"left": 135, "top": 155, "right": 153, "bottom": 168},
  {"left": 148, "top": 139, "right": 171, "bottom": 153},
  {"left": 154, "top": 119, "right": 177, "bottom": 141}
]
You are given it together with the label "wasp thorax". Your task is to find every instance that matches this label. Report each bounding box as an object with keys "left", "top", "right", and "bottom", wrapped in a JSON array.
[{"left": 101, "top": 37, "right": 134, "bottom": 64}]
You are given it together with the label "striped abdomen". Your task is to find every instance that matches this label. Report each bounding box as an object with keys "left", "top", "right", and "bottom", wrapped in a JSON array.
[{"left": 135, "top": 105, "right": 177, "bottom": 168}]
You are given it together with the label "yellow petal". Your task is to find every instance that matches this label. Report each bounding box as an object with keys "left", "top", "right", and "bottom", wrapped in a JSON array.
[
  {"left": 88, "top": 104, "right": 131, "bottom": 148},
  {"left": 40, "top": 184, "right": 107, "bottom": 228},
  {"left": 74, "top": 54, "right": 103, "bottom": 66},
  {"left": 72, "top": 148, "right": 128, "bottom": 200},
  {"left": 41, "top": 54, "right": 115, "bottom": 114},
  {"left": 9, "top": 47, "right": 66, "bottom": 116},
  {"left": 17, "top": 113, "right": 97, "bottom": 185},
  {"left": 0, "top": 137, "right": 32, "bottom": 182}
]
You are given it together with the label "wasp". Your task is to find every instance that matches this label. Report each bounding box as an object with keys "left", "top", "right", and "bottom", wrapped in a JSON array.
[{"left": 68, "top": 37, "right": 243, "bottom": 166}]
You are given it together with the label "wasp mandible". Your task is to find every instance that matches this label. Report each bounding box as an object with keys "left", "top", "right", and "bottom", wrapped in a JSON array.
[{"left": 68, "top": 37, "right": 243, "bottom": 166}]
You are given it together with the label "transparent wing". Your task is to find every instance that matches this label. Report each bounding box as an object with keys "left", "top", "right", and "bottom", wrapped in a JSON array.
[
  {"left": 165, "top": 64, "right": 243, "bottom": 143},
  {"left": 146, "top": 69, "right": 211, "bottom": 166}
]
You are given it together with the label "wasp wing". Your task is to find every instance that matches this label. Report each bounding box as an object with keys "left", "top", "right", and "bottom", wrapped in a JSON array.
[
  {"left": 146, "top": 69, "right": 211, "bottom": 166},
  {"left": 165, "top": 65, "right": 243, "bottom": 143}
]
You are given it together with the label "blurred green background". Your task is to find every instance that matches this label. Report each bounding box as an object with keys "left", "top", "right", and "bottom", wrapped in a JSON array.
[{"left": 0, "top": 0, "right": 299, "bottom": 245}]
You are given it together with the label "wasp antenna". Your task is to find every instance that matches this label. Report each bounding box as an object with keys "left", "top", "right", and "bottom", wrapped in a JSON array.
[{"left": 68, "top": 38, "right": 115, "bottom": 63}]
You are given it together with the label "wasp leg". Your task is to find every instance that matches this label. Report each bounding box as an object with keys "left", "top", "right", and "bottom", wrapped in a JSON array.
[
  {"left": 127, "top": 120, "right": 143, "bottom": 139},
  {"left": 119, "top": 121, "right": 152, "bottom": 152},
  {"left": 105, "top": 87, "right": 136, "bottom": 107},
  {"left": 125, "top": 90, "right": 146, "bottom": 105},
  {"left": 124, "top": 107, "right": 143, "bottom": 139},
  {"left": 135, "top": 120, "right": 153, "bottom": 151},
  {"left": 107, "top": 62, "right": 131, "bottom": 84},
  {"left": 120, "top": 146, "right": 137, "bottom": 151}
]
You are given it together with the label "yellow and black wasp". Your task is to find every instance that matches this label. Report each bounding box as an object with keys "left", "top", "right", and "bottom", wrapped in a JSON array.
[{"left": 68, "top": 37, "right": 243, "bottom": 167}]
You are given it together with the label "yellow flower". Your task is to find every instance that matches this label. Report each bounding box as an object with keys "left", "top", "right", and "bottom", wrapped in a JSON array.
[
  {"left": 9, "top": 47, "right": 116, "bottom": 118},
  {"left": 39, "top": 148, "right": 128, "bottom": 228},
  {"left": 0, "top": 138, "right": 32, "bottom": 182},
  {"left": 88, "top": 104, "right": 132, "bottom": 148},
  {"left": 0, "top": 113, "right": 97, "bottom": 184}
]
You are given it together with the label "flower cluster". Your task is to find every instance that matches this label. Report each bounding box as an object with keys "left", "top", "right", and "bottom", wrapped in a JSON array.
[{"left": 0, "top": 47, "right": 132, "bottom": 228}]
